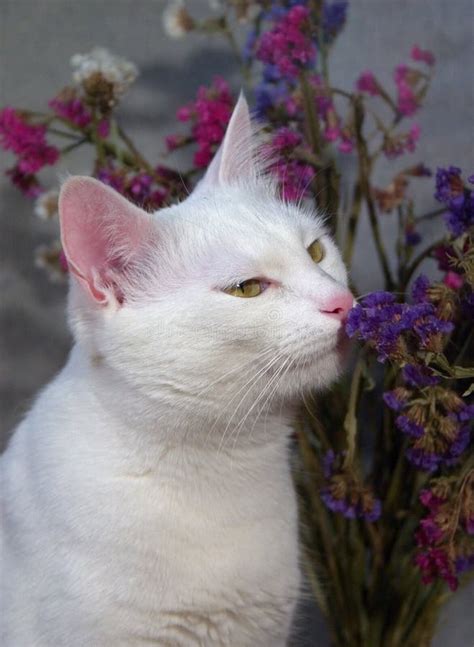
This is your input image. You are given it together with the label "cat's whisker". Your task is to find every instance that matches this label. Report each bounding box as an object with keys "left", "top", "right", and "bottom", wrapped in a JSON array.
[
  {"left": 246, "top": 354, "right": 298, "bottom": 449},
  {"left": 182, "top": 346, "right": 277, "bottom": 447},
  {"left": 215, "top": 351, "right": 285, "bottom": 454},
  {"left": 227, "top": 355, "right": 292, "bottom": 454},
  {"left": 198, "top": 349, "right": 279, "bottom": 449}
]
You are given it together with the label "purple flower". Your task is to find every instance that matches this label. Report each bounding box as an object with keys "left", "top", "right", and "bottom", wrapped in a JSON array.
[
  {"left": 411, "top": 274, "right": 430, "bottom": 303},
  {"left": 402, "top": 364, "right": 439, "bottom": 388},
  {"left": 320, "top": 450, "right": 381, "bottom": 522},
  {"left": 383, "top": 390, "right": 407, "bottom": 412},
  {"left": 322, "top": 1, "right": 348, "bottom": 44},
  {"left": 347, "top": 291, "right": 453, "bottom": 361},
  {"left": 435, "top": 166, "right": 474, "bottom": 236},
  {"left": 364, "top": 498, "right": 382, "bottom": 522},
  {"left": 405, "top": 228, "right": 422, "bottom": 246},
  {"left": 320, "top": 488, "right": 357, "bottom": 518},
  {"left": 455, "top": 554, "right": 474, "bottom": 574},
  {"left": 405, "top": 448, "right": 441, "bottom": 472},
  {"left": 322, "top": 449, "right": 336, "bottom": 478},
  {"left": 396, "top": 414, "right": 424, "bottom": 438}
]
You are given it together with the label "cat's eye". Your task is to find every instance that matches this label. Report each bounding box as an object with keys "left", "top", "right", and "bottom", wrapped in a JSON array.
[
  {"left": 223, "top": 279, "right": 265, "bottom": 298},
  {"left": 307, "top": 239, "right": 325, "bottom": 263}
]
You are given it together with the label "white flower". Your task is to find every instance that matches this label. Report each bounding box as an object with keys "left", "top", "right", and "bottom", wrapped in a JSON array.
[
  {"left": 34, "top": 189, "right": 59, "bottom": 220},
  {"left": 70, "top": 47, "right": 138, "bottom": 97},
  {"left": 162, "top": 1, "right": 195, "bottom": 39}
]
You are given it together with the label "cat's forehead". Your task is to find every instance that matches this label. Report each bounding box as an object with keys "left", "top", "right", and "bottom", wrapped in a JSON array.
[{"left": 161, "top": 186, "right": 327, "bottom": 251}]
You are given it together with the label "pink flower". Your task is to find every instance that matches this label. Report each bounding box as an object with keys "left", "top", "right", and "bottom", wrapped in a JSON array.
[
  {"left": 337, "top": 133, "right": 354, "bottom": 154},
  {"left": 397, "top": 81, "right": 419, "bottom": 116},
  {"left": 393, "top": 66, "right": 421, "bottom": 116},
  {"left": 443, "top": 271, "right": 464, "bottom": 290},
  {"left": 0, "top": 107, "right": 59, "bottom": 174},
  {"left": 177, "top": 106, "right": 193, "bottom": 122},
  {"left": 256, "top": 6, "right": 316, "bottom": 80},
  {"left": 49, "top": 96, "right": 92, "bottom": 128},
  {"left": 173, "top": 77, "right": 234, "bottom": 169},
  {"left": 356, "top": 71, "right": 380, "bottom": 96},
  {"left": 271, "top": 127, "right": 301, "bottom": 152},
  {"left": 415, "top": 548, "right": 458, "bottom": 591},
  {"left": 323, "top": 126, "right": 340, "bottom": 142},
  {"left": 411, "top": 45, "right": 435, "bottom": 66}
]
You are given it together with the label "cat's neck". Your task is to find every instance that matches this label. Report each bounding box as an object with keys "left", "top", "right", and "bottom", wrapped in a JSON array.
[{"left": 66, "top": 343, "right": 295, "bottom": 459}]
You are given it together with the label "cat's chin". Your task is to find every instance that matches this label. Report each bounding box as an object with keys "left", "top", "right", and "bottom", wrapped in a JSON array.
[{"left": 281, "top": 339, "right": 345, "bottom": 397}]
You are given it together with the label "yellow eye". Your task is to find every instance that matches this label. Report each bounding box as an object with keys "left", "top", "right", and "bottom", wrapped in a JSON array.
[
  {"left": 308, "top": 239, "right": 325, "bottom": 263},
  {"left": 224, "top": 279, "right": 264, "bottom": 298}
]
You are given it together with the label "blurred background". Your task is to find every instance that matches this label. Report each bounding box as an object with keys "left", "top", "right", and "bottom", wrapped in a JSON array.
[{"left": 1, "top": 1, "right": 473, "bottom": 644}]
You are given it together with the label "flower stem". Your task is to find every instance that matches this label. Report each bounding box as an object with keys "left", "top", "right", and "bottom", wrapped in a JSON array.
[{"left": 353, "top": 95, "right": 395, "bottom": 289}]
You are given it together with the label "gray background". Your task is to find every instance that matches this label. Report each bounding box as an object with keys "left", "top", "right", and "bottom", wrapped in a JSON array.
[{"left": 1, "top": 0, "right": 473, "bottom": 644}]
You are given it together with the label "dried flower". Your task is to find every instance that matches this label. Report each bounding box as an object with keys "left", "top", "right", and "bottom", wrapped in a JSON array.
[
  {"left": 383, "top": 123, "right": 421, "bottom": 159},
  {"left": 35, "top": 241, "right": 68, "bottom": 282},
  {"left": 70, "top": 47, "right": 138, "bottom": 107},
  {"left": 162, "top": 1, "right": 195, "bottom": 39},
  {"left": 34, "top": 189, "right": 59, "bottom": 220},
  {"left": 320, "top": 451, "right": 382, "bottom": 522}
]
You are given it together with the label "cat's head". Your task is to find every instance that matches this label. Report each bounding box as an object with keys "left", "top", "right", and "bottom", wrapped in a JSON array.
[{"left": 59, "top": 95, "right": 353, "bottom": 440}]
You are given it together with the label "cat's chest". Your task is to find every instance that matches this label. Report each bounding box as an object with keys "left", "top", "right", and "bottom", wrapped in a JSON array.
[{"left": 72, "top": 468, "right": 301, "bottom": 644}]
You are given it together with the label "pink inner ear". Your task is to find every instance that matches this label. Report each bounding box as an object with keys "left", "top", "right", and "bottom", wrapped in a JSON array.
[{"left": 59, "top": 176, "right": 151, "bottom": 304}]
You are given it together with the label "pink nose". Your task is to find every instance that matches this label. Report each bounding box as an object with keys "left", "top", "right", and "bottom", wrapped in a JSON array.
[{"left": 320, "top": 292, "right": 354, "bottom": 321}]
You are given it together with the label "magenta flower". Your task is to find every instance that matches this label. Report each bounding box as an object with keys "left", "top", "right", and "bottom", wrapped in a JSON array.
[
  {"left": 411, "top": 45, "right": 435, "bottom": 66},
  {"left": 356, "top": 70, "right": 380, "bottom": 96},
  {"left": 266, "top": 128, "right": 314, "bottom": 202},
  {"left": 443, "top": 271, "right": 463, "bottom": 290},
  {"left": 6, "top": 166, "right": 43, "bottom": 198},
  {"left": 396, "top": 81, "right": 419, "bottom": 116},
  {"left": 49, "top": 96, "right": 92, "bottom": 128},
  {"left": 0, "top": 107, "right": 59, "bottom": 175},
  {"left": 171, "top": 77, "right": 234, "bottom": 169},
  {"left": 256, "top": 6, "right": 316, "bottom": 80}
]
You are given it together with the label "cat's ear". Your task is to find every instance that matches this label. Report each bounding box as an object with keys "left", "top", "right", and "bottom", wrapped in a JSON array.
[
  {"left": 197, "top": 92, "right": 257, "bottom": 191},
  {"left": 59, "top": 176, "right": 153, "bottom": 306}
]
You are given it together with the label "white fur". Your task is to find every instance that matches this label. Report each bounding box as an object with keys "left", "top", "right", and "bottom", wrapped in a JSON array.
[{"left": 0, "top": 100, "right": 350, "bottom": 646}]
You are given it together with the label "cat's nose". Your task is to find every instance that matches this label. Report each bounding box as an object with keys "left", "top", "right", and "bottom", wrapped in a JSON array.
[{"left": 319, "top": 292, "right": 354, "bottom": 321}]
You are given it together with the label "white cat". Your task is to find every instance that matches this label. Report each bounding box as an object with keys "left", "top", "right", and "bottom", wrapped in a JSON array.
[{"left": 0, "top": 96, "right": 353, "bottom": 646}]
